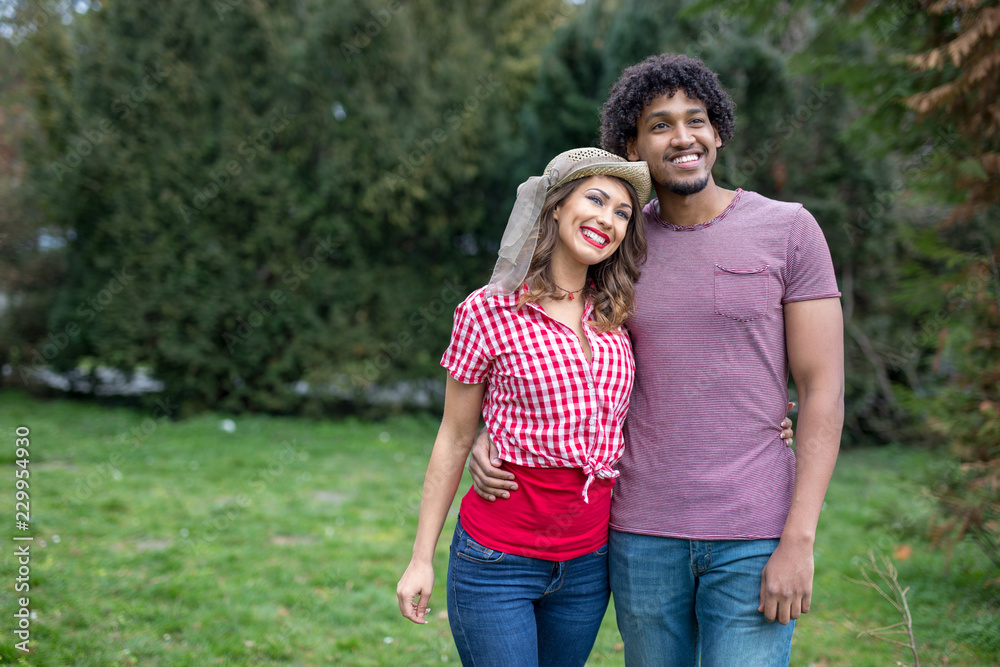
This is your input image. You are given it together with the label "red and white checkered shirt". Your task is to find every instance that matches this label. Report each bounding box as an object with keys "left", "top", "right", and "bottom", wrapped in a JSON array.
[{"left": 441, "top": 284, "right": 635, "bottom": 502}]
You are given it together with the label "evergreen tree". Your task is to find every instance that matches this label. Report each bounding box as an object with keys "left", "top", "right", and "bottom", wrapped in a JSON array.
[{"left": 12, "top": 0, "right": 565, "bottom": 414}]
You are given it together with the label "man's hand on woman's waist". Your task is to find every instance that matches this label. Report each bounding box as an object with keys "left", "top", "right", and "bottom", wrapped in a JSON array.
[{"left": 468, "top": 428, "right": 517, "bottom": 501}]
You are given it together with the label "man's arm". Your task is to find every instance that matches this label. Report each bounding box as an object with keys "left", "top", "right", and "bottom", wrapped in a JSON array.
[
  {"left": 468, "top": 411, "right": 796, "bottom": 501},
  {"left": 759, "top": 297, "right": 844, "bottom": 624}
]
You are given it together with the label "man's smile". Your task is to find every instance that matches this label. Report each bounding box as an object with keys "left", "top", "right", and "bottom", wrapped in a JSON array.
[{"left": 669, "top": 152, "right": 703, "bottom": 168}]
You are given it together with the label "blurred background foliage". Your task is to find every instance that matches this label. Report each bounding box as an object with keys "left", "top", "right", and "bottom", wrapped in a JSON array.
[{"left": 0, "top": 0, "right": 996, "bottom": 561}]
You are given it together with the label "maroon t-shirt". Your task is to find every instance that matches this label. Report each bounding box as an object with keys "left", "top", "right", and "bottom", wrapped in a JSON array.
[{"left": 610, "top": 190, "right": 841, "bottom": 540}]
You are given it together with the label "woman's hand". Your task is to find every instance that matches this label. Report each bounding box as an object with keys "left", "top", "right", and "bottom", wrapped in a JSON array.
[{"left": 397, "top": 560, "right": 435, "bottom": 624}]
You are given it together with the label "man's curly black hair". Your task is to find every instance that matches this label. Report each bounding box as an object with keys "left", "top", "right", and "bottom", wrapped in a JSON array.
[{"left": 601, "top": 54, "right": 736, "bottom": 159}]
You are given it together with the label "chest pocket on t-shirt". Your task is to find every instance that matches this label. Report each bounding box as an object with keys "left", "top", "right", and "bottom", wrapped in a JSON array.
[{"left": 714, "top": 264, "right": 770, "bottom": 322}]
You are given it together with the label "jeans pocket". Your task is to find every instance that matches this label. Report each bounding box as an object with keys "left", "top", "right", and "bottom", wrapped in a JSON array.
[
  {"left": 593, "top": 543, "right": 609, "bottom": 557},
  {"left": 714, "top": 264, "right": 770, "bottom": 322},
  {"left": 456, "top": 532, "right": 506, "bottom": 564}
]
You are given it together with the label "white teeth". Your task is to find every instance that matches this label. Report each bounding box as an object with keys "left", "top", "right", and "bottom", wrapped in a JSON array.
[
  {"left": 582, "top": 229, "right": 608, "bottom": 246},
  {"left": 672, "top": 154, "right": 699, "bottom": 164}
]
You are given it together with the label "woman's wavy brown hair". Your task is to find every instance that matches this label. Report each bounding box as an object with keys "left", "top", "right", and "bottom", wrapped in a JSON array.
[{"left": 518, "top": 176, "right": 647, "bottom": 332}]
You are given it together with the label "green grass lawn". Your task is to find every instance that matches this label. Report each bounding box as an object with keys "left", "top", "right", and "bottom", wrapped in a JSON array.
[{"left": 0, "top": 390, "right": 996, "bottom": 666}]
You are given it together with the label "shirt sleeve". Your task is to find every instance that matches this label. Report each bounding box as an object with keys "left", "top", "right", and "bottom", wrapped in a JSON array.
[
  {"left": 440, "top": 294, "right": 492, "bottom": 384},
  {"left": 781, "top": 206, "right": 842, "bottom": 304}
]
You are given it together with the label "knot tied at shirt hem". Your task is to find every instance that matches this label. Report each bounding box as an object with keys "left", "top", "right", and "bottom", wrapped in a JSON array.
[{"left": 581, "top": 460, "right": 619, "bottom": 504}]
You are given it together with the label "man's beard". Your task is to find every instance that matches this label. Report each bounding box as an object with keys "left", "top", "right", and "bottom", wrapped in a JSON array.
[{"left": 662, "top": 174, "right": 710, "bottom": 196}]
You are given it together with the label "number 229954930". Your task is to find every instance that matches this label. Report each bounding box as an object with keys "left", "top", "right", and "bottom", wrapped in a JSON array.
[{"left": 15, "top": 426, "right": 30, "bottom": 528}]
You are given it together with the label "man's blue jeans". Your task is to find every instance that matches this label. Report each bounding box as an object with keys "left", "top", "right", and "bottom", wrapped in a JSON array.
[
  {"left": 446, "top": 517, "right": 610, "bottom": 667},
  {"left": 609, "top": 530, "right": 795, "bottom": 667}
]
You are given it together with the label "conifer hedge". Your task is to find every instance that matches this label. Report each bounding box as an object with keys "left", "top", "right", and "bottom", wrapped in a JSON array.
[{"left": 10, "top": 0, "right": 564, "bottom": 414}]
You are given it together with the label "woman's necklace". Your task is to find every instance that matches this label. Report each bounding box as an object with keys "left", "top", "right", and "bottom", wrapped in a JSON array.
[{"left": 554, "top": 283, "right": 585, "bottom": 300}]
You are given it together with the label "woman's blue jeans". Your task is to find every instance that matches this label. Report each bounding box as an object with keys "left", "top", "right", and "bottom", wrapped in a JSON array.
[
  {"left": 446, "top": 517, "right": 611, "bottom": 667},
  {"left": 609, "top": 530, "right": 795, "bottom": 667}
]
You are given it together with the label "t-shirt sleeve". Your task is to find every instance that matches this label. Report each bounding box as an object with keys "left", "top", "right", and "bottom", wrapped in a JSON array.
[
  {"left": 440, "top": 296, "right": 491, "bottom": 384},
  {"left": 782, "top": 206, "right": 842, "bottom": 304}
]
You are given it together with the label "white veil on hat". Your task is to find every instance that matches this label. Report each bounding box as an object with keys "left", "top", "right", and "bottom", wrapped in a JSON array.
[{"left": 483, "top": 148, "right": 651, "bottom": 297}]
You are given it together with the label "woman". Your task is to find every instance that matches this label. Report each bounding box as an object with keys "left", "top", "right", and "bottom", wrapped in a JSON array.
[{"left": 396, "top": 148, "right": 791, "bottom": 666}]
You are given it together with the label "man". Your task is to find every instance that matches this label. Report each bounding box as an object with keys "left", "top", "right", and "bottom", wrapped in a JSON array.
[{"left": 470, "top": 53, "right": 844, "bottom": 666}]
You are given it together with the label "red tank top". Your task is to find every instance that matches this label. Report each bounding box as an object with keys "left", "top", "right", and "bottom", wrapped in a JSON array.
[{"left": 458, "top": 462, "right": 615, "bottom": 560}]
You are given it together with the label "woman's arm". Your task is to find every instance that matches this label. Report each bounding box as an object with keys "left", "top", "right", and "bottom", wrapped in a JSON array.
[{"left": 397, "top": 375, "right": 486, "bottom": 624}]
